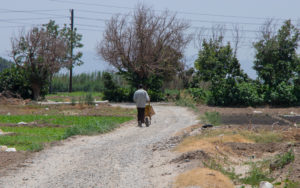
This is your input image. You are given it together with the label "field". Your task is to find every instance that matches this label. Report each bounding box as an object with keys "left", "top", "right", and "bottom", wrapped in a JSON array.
[
  {"left": 171, "top": 105, "right": 300, "bottom": 188},
  {"left": 0, "top": 98, "right": 135, "bottom": 170}
]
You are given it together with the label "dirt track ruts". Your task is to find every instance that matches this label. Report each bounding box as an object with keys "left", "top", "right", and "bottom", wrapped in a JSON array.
[{"left": 0, "top": 104, "right": 198, "bottom": 188}]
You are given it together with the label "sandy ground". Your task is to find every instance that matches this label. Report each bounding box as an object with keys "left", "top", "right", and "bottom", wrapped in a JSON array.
[{"left": 0, "top": 104, "right": 198, "bottom": 188}]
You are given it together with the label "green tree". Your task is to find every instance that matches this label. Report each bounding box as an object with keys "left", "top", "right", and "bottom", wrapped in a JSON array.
[
  {"left": 60, "top": 24, "right": 83, "bottom": 93},
  {"left": 194, "top": 37, "right": 246, "bottom": 84},
  {"left": 253, "top": 20, "right": 300, "bottom": 88}
]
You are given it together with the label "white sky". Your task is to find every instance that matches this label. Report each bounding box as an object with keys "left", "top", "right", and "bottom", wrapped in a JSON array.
[{"left": 1, "top": 0, "right": 300, "bottom": 78}]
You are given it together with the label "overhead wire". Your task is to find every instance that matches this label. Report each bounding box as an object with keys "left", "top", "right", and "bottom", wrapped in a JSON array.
[
  {"left": 50, "top": 0, "right": 297, "bottom": 21},
  {"left": 0, "top": 4, "right": 294, "bottom": 52}
]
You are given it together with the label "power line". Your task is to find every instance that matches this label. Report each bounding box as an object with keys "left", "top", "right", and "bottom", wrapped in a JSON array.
[
  {"left": 0, "top": 9, "right": 67, "bottom": 13},
  {"left": 50, "top": 0, "right": 297, "bottom": 22},
  {"left": 0, "top": 16, "right": 67, "bottom": 22},
  {"left": 0, "top": 8, "right": 67, "bottom": 17}
]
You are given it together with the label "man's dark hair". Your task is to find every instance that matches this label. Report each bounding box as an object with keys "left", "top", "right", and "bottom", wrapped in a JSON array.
[{"left": 139, "top": 84, "right": 143, "bottom": 89}]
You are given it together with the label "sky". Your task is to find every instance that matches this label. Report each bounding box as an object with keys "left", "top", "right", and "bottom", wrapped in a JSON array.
[{"left": 1, "top": 0, "right": 300, "bottom": 78}]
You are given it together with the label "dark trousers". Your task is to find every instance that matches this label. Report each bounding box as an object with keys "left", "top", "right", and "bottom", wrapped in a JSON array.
[{"left": 137, "top": 108, "right": 145, "bottom": 123}]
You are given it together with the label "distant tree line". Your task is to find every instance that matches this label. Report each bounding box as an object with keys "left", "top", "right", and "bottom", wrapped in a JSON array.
[{"left": 0, "top": 57, "right": 12, "bottom": 72}]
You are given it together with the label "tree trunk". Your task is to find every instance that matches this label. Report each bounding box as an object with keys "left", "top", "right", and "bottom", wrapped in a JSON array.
[
  {"left": 69, "top": 67, "right": 72, "bottom": 93},
  {"left": 32, "top": 82, "right": 41, "bottom": 101},
  {"left": 49, "top": 74, "right": 53, "bottom": 94}
]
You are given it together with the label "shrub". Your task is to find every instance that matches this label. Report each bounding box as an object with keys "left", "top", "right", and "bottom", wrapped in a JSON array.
[
  {"left": 175, "top": 90, "right": 197, "bottom": 109},
  {"left": 148, "top": 89, "right": 164, "bottom": 102},
  {"left": 270, "top": 150, "right": 295, "bottom": 171},
  {"left": 208, "top": 80, "right": 263, "bottom": 106},
  {"left": 201, "top": 111, "right": 221, "bottom": 125},
  {"left": 241, "top": 162, "right": 273, "bottom": 186},
  {"left": 269, "top": 82, "right": 297, "bottom": 105},
  {"left": 0, "top": 66, "right": 33, "bottom": 99},
  {"left": 164, "top": 89, "right": 180, "bottom": 101},
  {"left": 187, "top": 88, "right": 209, "bottom": 103},
  {"left": 235, "top": 82, "right": 263, "bottom": 106},
  {"left": 84, "top": 93, "right": 94, "bottom": 105}
]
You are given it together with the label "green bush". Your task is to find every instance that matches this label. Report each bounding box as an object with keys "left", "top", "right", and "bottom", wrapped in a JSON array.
[
  {"left": 235, "top": 82, "right": 263, "bottom": 106},
  {"left": 102, "top": 72, "right": 135, "bottom": 102},
  {"left": 0, "top": 66, "right": 32, "bottom": 99},
  {"left": 187, "top": 88, "right": 209, "bottom": 103},
  {"left": 164, "top": 89, "right": 180, "bottom": 101},
  {"left": 148, "top": 89, "right": 164, "bottom": 102},
  {"left": 268, "top": 82, "right": 297, "bottom": 106},
  {"left": 84, "top": 93, "right": 94, "bottom": 105},
  {"left": 208, "top": 80, "right": 263, "bottom": 106},
  {"left": 201, "top": 111, "right": 221, "bottom": 125}
]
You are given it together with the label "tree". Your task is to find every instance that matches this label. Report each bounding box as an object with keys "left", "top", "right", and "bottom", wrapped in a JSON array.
[
  {"left": 98, "top": 4, "right": 191, "bottom": 89},
  {"left": 11, "top": 20, "right": 69, "bottom": 100},
  {"left": 253, "top": 20, "right": 300, "bottom": 88},
  {"left": 60, "top": 23, "right": 83, "bottom": 93},
  {"left": 194, "top": 36, "right": 246, "bottom": 83}
]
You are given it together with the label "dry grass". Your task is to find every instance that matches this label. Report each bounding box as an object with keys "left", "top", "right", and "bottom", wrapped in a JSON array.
[
  {"left": 174, "top": 168, "right": 234, "bottom": 188},
  {"left": 175, "top": 134, "right": 253, "bottom": 154}
]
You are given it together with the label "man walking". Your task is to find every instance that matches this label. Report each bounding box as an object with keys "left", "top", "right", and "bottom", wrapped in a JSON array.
[{"left": 133, "top": 84, "right": 150, "bottom": 127}]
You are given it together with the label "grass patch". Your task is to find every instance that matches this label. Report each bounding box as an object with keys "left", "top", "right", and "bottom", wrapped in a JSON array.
[
  {"left": 46, "top": 92, "right": 103, "bottom": 102},
  {"left": 63, "top": 121, "right": 120, "bottom": 138},
  {"left": 239, "top": 130, "right": 284, "bottom": 143},
  {"left": 270, "top": 150, "right": 295, "bottom": 171},
  {"left": 274, "top": 179, "right": 300, "bottom": 188},
  {"left": 204, "top": 159, "right": 241, "bottom": 181},
  {"left": 204, "top": 159, "right": 274, "bottom": 186},
  {"left": 201, "top": 111, "right": 221, "bottom": 125},
  {"left": 0, "top": 126, "right": 66, "bottom": 151},
  {"left": 240, "top": 162, "right": 274, "bottom": 186},
  {"left": 0, "top": 115, "right": 133, "bottom": 151},
  {"left": 0, "top": 115, "right": 132, "bottom": 127}
]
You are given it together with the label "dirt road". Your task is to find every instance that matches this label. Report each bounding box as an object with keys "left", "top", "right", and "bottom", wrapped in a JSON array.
[{"left": 0, "top": 104, "right": 198, "bottom": 188}]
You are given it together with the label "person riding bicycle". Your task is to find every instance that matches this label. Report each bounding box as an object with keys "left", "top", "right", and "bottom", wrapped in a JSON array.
[{"left": 133, "top": 84, "right": 150, "bottom": 127}]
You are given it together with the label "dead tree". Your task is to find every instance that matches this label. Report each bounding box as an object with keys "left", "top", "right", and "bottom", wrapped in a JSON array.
[{"left": 98, "top": 5, "right": 192, "bottom": 88}]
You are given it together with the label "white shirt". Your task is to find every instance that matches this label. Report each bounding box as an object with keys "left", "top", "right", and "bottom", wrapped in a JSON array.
[{"left": 133, "top": 89, "right": 150, "bottom": 108}]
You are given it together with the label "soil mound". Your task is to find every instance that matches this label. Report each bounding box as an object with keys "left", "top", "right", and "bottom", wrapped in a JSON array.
[
  {"left": 174, "top": 168, "right": 234, "bottom": 188},
  {"left": 0, "top": 91, "right": 28, "bottom": 105}
]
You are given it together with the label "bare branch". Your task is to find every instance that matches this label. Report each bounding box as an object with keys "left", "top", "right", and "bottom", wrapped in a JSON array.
[{"left": 98, "top": 4, "right": 191, "bottom": 83}]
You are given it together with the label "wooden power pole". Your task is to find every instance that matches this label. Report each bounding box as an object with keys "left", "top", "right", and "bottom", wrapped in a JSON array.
[{"left": 69, "top": 9, "right": 74, "bottom": 93}]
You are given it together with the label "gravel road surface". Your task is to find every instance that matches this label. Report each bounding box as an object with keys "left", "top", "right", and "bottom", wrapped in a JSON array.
[{"left": 0, "top": 104, "right": 198, "bottom": 188}]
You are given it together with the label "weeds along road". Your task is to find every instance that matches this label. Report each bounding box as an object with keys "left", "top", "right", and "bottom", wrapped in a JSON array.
[{"left": 0, "top": 104, "right": 198, "bottom": 188}]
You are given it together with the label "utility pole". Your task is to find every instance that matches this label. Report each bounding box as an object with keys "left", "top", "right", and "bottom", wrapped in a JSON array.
[{"left": 69, "top": 9, "right": 74, "bottom": 93}]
